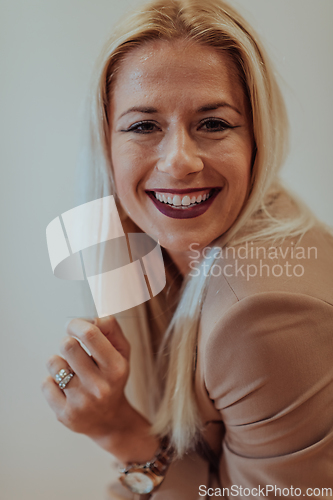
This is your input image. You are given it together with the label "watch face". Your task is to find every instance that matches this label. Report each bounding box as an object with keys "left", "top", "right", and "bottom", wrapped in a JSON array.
[{"left": 123, "top": 471, "right": 155, "bottom": 494}]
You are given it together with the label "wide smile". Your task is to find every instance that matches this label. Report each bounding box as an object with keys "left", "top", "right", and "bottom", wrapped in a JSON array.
[{"left": 145, "top": 187, "right": 222, "bottom": 219}]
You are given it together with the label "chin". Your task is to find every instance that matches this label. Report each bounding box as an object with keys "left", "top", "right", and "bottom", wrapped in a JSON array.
[{"left": 159, "top": 233, "right": 214, "bottom": 254}]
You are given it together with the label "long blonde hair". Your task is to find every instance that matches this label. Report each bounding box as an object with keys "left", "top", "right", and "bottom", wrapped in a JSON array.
[{"left": 78, "top": 0, "right": 319, "bottom": 456}]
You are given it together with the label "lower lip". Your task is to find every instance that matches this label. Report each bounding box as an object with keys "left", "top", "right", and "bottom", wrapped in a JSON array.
[{"left": 146, "top": 189, "right": 221, "bottom": 219}]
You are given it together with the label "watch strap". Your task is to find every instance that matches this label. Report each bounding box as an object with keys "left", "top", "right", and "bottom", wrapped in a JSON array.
[{"left": 119, "top": 436, "right": 174, "bottom": 493}]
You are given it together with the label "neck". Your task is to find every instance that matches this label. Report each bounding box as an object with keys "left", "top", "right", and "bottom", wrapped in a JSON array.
[{"left": 165, "top": 248, "right": 195, "bottom": 277}]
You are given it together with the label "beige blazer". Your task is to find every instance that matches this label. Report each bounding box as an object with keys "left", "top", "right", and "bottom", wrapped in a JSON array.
[{"left": 109, "top": 217, "right": 333, "bottom": 499}]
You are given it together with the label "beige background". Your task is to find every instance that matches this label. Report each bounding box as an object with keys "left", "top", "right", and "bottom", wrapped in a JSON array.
[{"left": 0, "top": 1, "right": 332, "bottom": 499}]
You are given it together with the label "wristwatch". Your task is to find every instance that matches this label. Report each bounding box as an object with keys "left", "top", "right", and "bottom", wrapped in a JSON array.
[{"left": 119, "top": 436, "right": 174, "bottom": 495}]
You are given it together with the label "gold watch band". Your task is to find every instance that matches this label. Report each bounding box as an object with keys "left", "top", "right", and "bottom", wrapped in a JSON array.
[{"left": 119, "top": 436, "right": 174, "bottom": 494}]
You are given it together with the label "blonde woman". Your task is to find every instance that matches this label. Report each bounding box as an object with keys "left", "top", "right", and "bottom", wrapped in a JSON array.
[{"left": 42, "top": 0, "right": 333, "bottom": 498}]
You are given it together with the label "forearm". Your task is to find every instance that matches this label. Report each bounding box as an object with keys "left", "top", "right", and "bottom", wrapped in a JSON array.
[{"left": 90, "top": 399, "right": 160, "bottom": 465}]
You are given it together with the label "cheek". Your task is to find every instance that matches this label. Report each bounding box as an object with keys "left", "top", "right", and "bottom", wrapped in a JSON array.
[
  {"left": 220, "top": 147, "right": 252, "bottom": 193},
  {"left": 111, "top": 140, "right": 153, "bottom": 197},
  {"left": 112, "top": 148, "right": 138, "bottom": 198},
  {"left": 233, "top": 160, "right": 251, "bottom": 190}
]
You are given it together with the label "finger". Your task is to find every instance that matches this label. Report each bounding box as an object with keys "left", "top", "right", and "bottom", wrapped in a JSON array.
[
  {"left": 65, "top": 317, "right": 95, "bottom": 330},
  {"left": 94, "top": 316, "right": 130, "bottom": 360},
  {"left": 66, "top": 318, "right": 124, "bottom": 370},
  {"left": 46, "top": 354, "right": 80, "bottom": 393},
  {"left": 59, "top": 337, "right": 99, "bottom": 384},
  {"left": 41, "top": 375, "right": 66, "bottom": 413},
  {"left": 46, "top": 354, "right": 74, "bottom": 380}
]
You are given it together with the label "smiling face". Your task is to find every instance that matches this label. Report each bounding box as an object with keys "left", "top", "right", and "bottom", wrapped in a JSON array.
[{"left": 109, "top": 39, "right": 254, "bottom": 261}]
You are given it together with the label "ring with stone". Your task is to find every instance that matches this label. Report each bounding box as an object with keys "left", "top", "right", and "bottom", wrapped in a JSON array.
[{"left": 55, "top": 368, "right": 75, "bottom": 390}]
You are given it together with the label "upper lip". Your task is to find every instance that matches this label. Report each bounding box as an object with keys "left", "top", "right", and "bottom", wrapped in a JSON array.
[{"left": 145, "top": 187, "right": 221, "bottom": 194}]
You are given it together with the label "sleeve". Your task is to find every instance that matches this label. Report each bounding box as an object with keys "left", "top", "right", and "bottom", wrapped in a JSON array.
[
  {"left": 203, "top": 292, "right": 333, "bottom": 498},
  {"left": 149, "top": 451, "right": 210, "bottom": 500}
]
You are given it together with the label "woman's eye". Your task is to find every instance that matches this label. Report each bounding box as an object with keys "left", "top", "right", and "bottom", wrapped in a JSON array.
[
  {"left": 199, "top": 119, "right": 232, "bottom": 132},
  {"left": 126, "top": 121, "right": 160, "bottom": 134}
]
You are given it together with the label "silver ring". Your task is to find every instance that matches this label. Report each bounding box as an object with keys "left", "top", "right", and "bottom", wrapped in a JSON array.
[{"left": 55, "top": 368, "right": 75, "bottom": 390}]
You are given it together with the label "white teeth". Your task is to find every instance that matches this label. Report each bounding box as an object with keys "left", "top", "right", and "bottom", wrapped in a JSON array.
[
  {"left": 154, "top": 191, "right": 212, "bottom": 207},
  {"left": 181, "top": 195, "right": 191, "bottom": 206},
  {"left": 172, "top": 195, "right": 182, "bottom": 206}
]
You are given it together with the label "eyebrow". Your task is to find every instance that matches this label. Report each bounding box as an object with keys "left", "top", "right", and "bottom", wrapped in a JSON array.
[
  {"left": 119, "top": 107, "right": 158, "bottom": 119},
  {"left": 118, "top": 101, "right": 242, "bottom": 119},
  {"left": 197, "top": 102, "right": 242, "bottom": 115}
]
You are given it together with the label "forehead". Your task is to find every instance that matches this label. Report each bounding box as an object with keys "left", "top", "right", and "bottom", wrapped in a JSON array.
[{"left": 111, "top": 40, "right": 245, "bottom": 113}]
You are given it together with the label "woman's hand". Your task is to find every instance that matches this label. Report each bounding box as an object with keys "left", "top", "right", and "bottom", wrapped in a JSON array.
[{"left": 42, "top": 316, "right": 159, "bottom": 464}]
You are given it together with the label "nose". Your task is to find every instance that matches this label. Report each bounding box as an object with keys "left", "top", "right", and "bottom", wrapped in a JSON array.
[{"left": 156, "top": 126, "right": 204, "bottom": 179}]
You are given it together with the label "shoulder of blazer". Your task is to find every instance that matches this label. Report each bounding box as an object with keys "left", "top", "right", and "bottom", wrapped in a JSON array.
[{"left": 201, "top": 224, "right": 333, "bottom": 334}]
